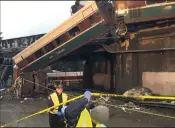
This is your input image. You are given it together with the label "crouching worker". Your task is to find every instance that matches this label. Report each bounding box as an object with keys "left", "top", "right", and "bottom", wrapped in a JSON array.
[
  {"left": 61, "top": 91, "right": 109, "bottom": 127},
  {"left": 47, "top": 84, "right": 68, "bottom": 128}
]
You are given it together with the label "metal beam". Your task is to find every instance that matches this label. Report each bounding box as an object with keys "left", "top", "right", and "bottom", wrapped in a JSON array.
[{"left": 0, "top": 33, "right": 44, "bottom": 49}]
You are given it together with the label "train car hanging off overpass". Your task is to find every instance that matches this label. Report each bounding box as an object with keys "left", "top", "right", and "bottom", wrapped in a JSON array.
[
  {"left": 12, "top": 1, "right": 117, "bottom": 73},
  {"left": 12, "top": 0, "right": 175, "bottom": 74}
]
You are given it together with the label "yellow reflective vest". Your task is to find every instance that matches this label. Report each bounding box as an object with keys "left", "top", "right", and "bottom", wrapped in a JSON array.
[
  {"left": 49, "top": 92, "right": 68, "bottom": 114},
  {"left": 76, "top": 108, "right": 93, "bottom": 127}
]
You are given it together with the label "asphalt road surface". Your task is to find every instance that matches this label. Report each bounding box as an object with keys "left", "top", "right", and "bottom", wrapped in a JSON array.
[{"left": 0, "top": 92, "right": 175, "bottom": 127}]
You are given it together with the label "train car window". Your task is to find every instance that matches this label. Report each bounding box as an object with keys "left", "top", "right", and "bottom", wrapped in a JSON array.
[
  {"left": 93, "top": 12, "right": 102, "bottom": 23},
  {"left": 89, "top": 15, "right": 95, "bottom": 25},
  {"left": 79, "top": 18, "right": 91, "bottom": 31},
  {"left": 96, "top": 11, "right": 101, "bottom": 18},
  {"left": 26, "top": 54, "right": 35, "bottom": 63},
  {"left": 55, "top": 37, "right": 63, "bottom": 45},
  {"left": 44, "top": 42, "right": 55, "bottom": 52},
  {"left": 146, "top": 0, "right": 167, "bottom": 5},
  {"left": 18, "top": 60, "right": 28, "bottom": 69},
  {"left": 35, "top": 49, "right": 44, "bottom": 58},
  {"left": 68, "top": 26, "right": 81, "bottom": 37},
  {"left": 60, "top": 33, "right": 70, "bottom": 43}
]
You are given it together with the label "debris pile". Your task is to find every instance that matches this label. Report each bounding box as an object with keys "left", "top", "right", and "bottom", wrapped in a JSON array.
[
  {"left": 160, "top": 100, "right": 175, "bottom": 104},
  {"left": 122, "top": 102, "right": 141, "bottom": 110},
  {"left": 171, "top": 101, "right": 175, "bottom": 104},
  {"left": 123, "top": 87, "right": 152, "bottom": 97}
]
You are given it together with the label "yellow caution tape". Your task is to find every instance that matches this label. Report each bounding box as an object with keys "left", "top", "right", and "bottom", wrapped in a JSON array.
[
  {"left": 24, "top": 78, "right": 175, "bottom": 101},
  {"left": 92, "top": 93, "right": 175, "bottom": 100},
  {"left": 91, "top": 96, "right": 175, "bottom": 119},
  {"left": 1, "top": 92, "right": 175, "bottom": 127},
  {"left": 0, "top": 95, "right": 84, "bottom": 128}
]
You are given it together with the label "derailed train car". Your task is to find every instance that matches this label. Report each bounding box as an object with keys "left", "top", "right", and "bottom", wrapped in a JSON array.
[
  {"left": 12, "top": 0, "right": 175, "bottom": 81},
  {"left": 12, "top": 1, "right": 116, "bottom": 76}
]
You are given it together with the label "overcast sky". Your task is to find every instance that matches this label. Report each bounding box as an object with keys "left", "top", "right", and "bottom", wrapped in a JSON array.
[{"left": 1, "top": 1, "right": 75, "bottom": 39}]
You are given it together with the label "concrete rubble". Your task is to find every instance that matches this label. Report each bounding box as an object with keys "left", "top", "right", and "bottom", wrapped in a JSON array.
[
  {"left": 171, "top": 101, "right": 175, "bottom": 104},
  {"left": 123, "top": 101, "right": 139, "bottom": 109},
  {"left": 123, "top": 87, "right": 152, "bottom": 97},
  {"left": 24, "top": 97, "right": 28, "bottom": 100},
  {"left": 160, "top": 100, "right": 175, "bottom": 104},
  {"left": 117, "top": 101, "right": 142, "bottom": 112},
  {"left": 121, "top": 107, "right": 127, "bottom": 112}
]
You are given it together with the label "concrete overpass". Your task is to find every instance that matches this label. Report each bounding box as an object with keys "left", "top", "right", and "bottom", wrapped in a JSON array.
[
  {"left": 0, "top": 34, "right": 44, "bottom": 87},
  {"left": 0, "top": 34, "right": 45, "bottom": 58}
]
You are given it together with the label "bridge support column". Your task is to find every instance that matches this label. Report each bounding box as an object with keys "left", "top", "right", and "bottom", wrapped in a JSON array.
[
  {"left": 13, "top": 69, "right": 20, "bottom": 84},
  {"left": 114, "top": 54, "right": 122, "bottom": 93},
  {"left": 109, "top": 54, "right": 116, "bottom": 93},
  {"left": 83, "top": 57, "right": 94, "bottom": 89}
]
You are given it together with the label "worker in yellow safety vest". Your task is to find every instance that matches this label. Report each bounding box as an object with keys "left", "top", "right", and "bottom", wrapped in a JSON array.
[
  {"left": 61, "top": 91, "right": 107, "bottom": 127},
  {"left": 47, "top": 84, "right": 68, "bottom": 128}
]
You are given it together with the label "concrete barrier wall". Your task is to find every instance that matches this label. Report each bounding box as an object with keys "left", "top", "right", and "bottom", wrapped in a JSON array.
[
  {"left": 93, "top": 73, "right": 110, "bottom": 90},
  {"left": 142, "top": 72, "right": 175, "bottom": 96}
]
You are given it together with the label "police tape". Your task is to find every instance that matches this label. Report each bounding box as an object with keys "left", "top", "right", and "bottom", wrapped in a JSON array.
[
  {"left": 24, "top": 79, "right": 76, "bottom": 98},
  {"left": 0, "top": 95, "right": 84, "bottom": 128},
  {"left": 92, "top": 93, "right": 175, "bottom": 101},
  {"left": 1, "top": 92, "right": 175, "bottom": 127},
  {"left": 23, "top": 78, "right": 175, "bottom": 101}
]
